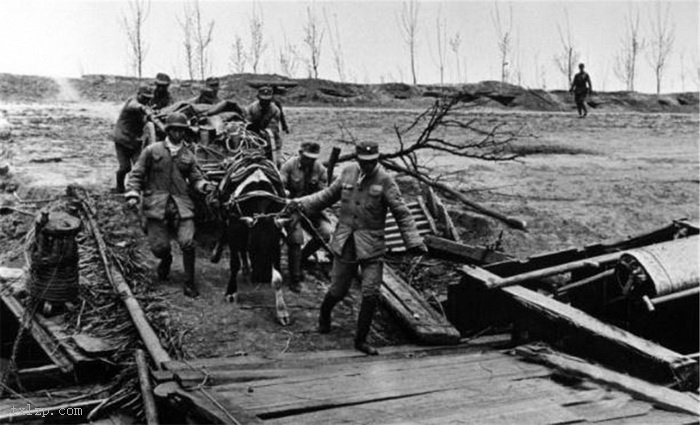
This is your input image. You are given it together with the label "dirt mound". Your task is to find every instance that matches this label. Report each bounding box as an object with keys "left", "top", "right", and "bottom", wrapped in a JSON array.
[{"left": 0, "top": 73, "right": 59, "bottom": 102}]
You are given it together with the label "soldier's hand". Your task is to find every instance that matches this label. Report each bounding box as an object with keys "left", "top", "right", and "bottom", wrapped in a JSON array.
[
  {"left": 283, "top": 199, "right": 301, "bottom": 215},
  {"left": 407, "top": 244, "right": 428, "bottom": 256},
  {"left": 126, "top": 197, "right": 139, "bottom": 209}
]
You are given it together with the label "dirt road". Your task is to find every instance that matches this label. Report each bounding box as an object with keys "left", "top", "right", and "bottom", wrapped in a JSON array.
[{"left": 1, "top": 101, "right": 697, "bottom": 357}]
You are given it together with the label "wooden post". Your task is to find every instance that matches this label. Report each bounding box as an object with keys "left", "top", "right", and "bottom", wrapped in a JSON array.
[{"left": 135, "top": 349, "right": 159, "bottom": 425}]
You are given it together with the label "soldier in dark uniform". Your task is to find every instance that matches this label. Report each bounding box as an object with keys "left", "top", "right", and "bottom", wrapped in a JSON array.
[
  {"left": 246, "top": 86, "right": 282, "bottom": 163},
  {"left": 125, "top": 113, "right": 215, "bottom": 297},
  {"left": 279, "top": 142, "right": 332, "bottom": 291},
  {"left": 150, "top": 73, "right": 173, "bottom": 111},
  {"left": 112, "top": 84, "right": 154, "bottom": 193},
  {"left": 189, "top": 76, "right": 222, "bottom": 105},
  {"left": 289, "top": 141, "right": 428, "bottom": 355},
  {"left": 570, "top": 63, "right": 593, "bottom": 118}
]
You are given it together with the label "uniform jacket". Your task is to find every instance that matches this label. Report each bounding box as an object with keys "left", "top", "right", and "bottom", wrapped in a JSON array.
[
  {"left": 126, "top": 141, "right": 206, "bottom": 220},
  {"left": 299, "top": 163, "right": 422, "bottom": 259},
  {"left": 150, "top": 90, "right": 173, "bottom": 110},
  {"left": 188, "top": 92, "right": 221, "bottom": 105},
  {"left": 113, "top": 97, "right": 150, "bottom": 150},
  {"left": 280, "top": 156, "right": 327, "bottom": 198},
  {"left": 571, "top": 72, "right": 592, "bottom": 94},
  {"left": 246, "top": 101, "right": 281, "bottom": 135}
]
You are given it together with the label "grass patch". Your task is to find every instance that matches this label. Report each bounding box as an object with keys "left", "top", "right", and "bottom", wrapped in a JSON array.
[{"left": 506, "top": 143, "right": 596, "bottom": 156}]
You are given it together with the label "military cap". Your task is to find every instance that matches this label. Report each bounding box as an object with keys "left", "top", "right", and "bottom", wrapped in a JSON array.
[
  {"left": 164, "top": 112, "right": 192, "bottom": 132},
  {"left": 257, "top": 86, "right": 273, "bottom": 100},
  {"left": 137, "top": 84, "right": 154, "bottom": 98},
  {"left": 356, "top": 140, "right": 379, "bottom": 160},
  {"left": 205, "top": 76, "right": 220, "bottom": 88},
  {"left": 155, "top": 73, "right": 171, "bottom": 86},
  {"left": 300, "top": 142, "right": 321, "bottom": 159}
]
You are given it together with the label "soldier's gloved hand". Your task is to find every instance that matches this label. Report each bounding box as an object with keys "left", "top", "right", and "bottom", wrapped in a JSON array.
[
  {"left": 202, "top": 182, "right": 217, "bottom": 194},
  {"left": 407, "top": 244, "right": 428, "bottom": 256},
  {"left": 283, "top": 198, "right": 302, "bottom": 215}
]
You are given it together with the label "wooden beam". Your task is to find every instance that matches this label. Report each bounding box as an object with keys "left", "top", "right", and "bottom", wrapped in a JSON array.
[
  {"left": 516, "top": 345, "right": 700, "bottom": 416},
  {"left": 416, "top": 196, "right": 438, "bottom": 235},
  {"left": 135, "top": 349, "right": 159, "bottom": 425},
  {"left": 424, "top": 235, "right": 511, "bottom": 265},
  {"left": 0, "top": 293, "right": 74, "bottom": 373},
  {"left": 479, "top": 252, "right": 622, "bottom": 290},
  {"left": 381, "top": 265, "right": 461, "bottom": 345},
  {"left": 460, "top": 265, "right": 698, "bottom": 388}
]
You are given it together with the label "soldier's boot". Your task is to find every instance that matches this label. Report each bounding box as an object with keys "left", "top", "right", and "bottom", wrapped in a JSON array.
[
  {"left": 182, "top": 249, "right": 199, "bottom": 298},
  {"left": 318, "top": 293, "right": 342, "bottom": 334},
  {"left": 354, "top": 296, "right": 379, "bottom": 355},
  {"left": 287, "top": 243, "right": 303, "bottom": 293},
  {"left": 115, "top": 170, "right": 127, "bottom": 193},
  {"left": 157, "top": 253, "right": 172, "bottom": 281}
]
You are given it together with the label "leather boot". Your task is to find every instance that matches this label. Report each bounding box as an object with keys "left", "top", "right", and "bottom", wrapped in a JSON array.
[
  {"left": 287, "top": 243, "right": 303, "bottom": 293},
  {"left": 354, "top": 296, "right": 379, "bottom": 355},
  {"left": 182, "top": 249, "right": 199, "bottom": 298},
  {"left": 157, "top": 253, "right": 172, "bottom": 281},
  {"left": 115, "top": 170, "right": 127, "bottom": 193},
  {"left": 318, "top": 293, "right": 341, "bottom": 334}
]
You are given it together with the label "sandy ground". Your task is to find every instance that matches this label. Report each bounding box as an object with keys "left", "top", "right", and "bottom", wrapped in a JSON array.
[{"left": 0, "top": 98, "right": 697, "bottom": 358}]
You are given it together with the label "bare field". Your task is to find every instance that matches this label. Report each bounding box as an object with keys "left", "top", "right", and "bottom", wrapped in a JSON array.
[{"left": 1, "top": 101, "right": 698, "bottom": 357}]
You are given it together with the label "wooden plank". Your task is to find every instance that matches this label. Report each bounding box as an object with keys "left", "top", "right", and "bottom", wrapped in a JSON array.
[
  {"left": 416, "top": 196, "right": 438, "bottom": 235},
  {"left": 380, "top": 265, "right": 460, "bottom": 345},
  {"left": 0, "top": 292, "right": 74, "bottom": 373},
  {"left": 460, "top": 264, "right": 697, "bottom": 388},
  {"left": 516, "top": 345, "right": 700, "bottom": 417},
  {"left": 135, "top": 349, "right": 159, "bottom": 425},
  {"left": 72, "top": 333, "right": 115, "bottom": 356},
  {"left": 424, "top": 234, "right": 511, "bottom": 264}
]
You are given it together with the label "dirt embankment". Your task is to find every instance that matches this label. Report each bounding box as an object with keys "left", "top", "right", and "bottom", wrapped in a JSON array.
[{"left": 1, "top": 73, "right": 698, "bottom": 113}]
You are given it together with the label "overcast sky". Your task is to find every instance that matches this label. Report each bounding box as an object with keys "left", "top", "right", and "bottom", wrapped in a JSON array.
[{"left": 0, "top": 0, "right": 697, "bottom": 93}]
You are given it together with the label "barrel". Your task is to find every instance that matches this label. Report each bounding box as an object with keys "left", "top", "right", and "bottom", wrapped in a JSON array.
[
  {"left": 28, "top": 212, "right": 82, "bottom": 303},
  {"left": 615, "top": 235, "right": 699, "bottom": 298}
]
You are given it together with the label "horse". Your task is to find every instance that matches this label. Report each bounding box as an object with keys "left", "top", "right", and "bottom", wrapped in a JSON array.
[{"left": 216, "top": 143, "right": 291, "bottom": 326}]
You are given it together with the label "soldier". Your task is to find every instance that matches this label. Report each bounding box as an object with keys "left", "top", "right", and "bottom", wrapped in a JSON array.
[
  {"left": 125, "top": 112, "right": 215, "bottom": 298},
  {"left": 112, "top": 84, "right": 154, "bottom": 193},
  {"left": 150, "top": 73, "right": 173, "bottom": 111},
  {"left": 288, "top": 141, "right": 428, "bottom": 355},
  {"left": 246, "top": 86, "right": 282, "bottom": 163},
  {"left": 570, "top": 63, "right": 593, "bottom": 118},
  {"left": 189, "top": 76, "right": 222, "bottom": 105},
  {"left": 279, "top": 142, "right": 332, "bottom": 291}
]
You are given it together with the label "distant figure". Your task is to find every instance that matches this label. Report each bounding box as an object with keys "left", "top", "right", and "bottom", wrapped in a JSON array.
[
  {"left": 246, "top": 86, "right": 282, "bottom": 163},
  {"left": 189, "top": 76, "right": 222, "bottom": 105},
  {"left": 150, "top": 73, "right": 173, "bottom": 111},
  {"left": 112, "top": 84, "right": 154, "bottom": 193},
  {"left": 570, "top": 63, "right": 593, "bottom": 118}
]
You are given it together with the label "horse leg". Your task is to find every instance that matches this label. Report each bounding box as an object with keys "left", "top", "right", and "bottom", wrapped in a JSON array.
[
  {"left": 225, "top": 230, "right": 241, "bottom": 303},
  {"left": 272, "top": 267, "right": 290, "bottom": 326}
]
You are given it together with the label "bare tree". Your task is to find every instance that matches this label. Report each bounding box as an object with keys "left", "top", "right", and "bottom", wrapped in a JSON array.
[
  {"left": 646, "top": 2, "right": 675, "bottom": 95},
  {"left": 248, "top": 4, "right": 266, "bottom": 74},
  {"left": 303, "top": 6, "right": 324, "bottom": 79},
  {"left": 398, "top": 0, "right": 420, "bottom": 85},
  {"left": 324, "top": 9, "right": 346, "bottom": 82},
  {"left": 449, "top": 33, "right": 462, "bottom": 84},
  {"left": 491, "top": 2, "right": 513, "bottom": 84},
  {"left": 614, "top": 6, "right": 644, "bottom": 91},
  {"left": 121, "top": 0, "right": 150, "bottom": 79},
  {"left": 190, "top": 0, "right": 215, "bottom": 81},
  {"left": 230, "top": 34, "right": 247, "bottom": 74},
  {"left": 554, "top": 8, "right": 580, "bottom": 89},
  {"left": 432, "top": 7, "right": 448, "bottom": 85},
  {"left": 279, "top": 36, "right": 300, "bottom": 77},
  {"left": 177, "top": 6, "right": 195, "bottom": 80},
  {"left": 679, "top": 51, "right": 686, "bottom": 91}
]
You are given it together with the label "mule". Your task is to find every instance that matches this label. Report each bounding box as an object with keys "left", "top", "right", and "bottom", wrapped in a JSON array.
[{"left": 218, "top": 150, "right": 291, "bottom": 325}]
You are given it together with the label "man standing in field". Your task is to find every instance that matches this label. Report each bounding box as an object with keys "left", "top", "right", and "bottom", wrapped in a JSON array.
[
  {"left": 288, "top": 141, "right": 428, "bottom": 355},
  {"left": 112, "top": 84, "right": 154, "bottom": 193},
  {"left": 246, "top": 86, "right": 282, "bottom": 164},
  {"left": 125, "top": 112, "right": 215, "bottom": 297},
  {"left": 279, "top": 142, "right": 332, "bottom": 292},
  {"left": 570, "top": 63, "right": 593, "bottom": 118}
]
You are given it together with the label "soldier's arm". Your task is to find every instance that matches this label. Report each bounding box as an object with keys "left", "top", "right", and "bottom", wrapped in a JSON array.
[
  {"left": 125, "top": 147, "right": 150, "bottom": 198},
  {"left": 318, "top": 164, "right": 328, "bottom": 189},
  {"left": 279, "top": 160, "right": 292, "bottom": 190},
  {"left": 187, "top": 156, "right": 211, "bottom": 193},
  {"left": 587, "top": 75, "right": 593, "bottom": 93},
  {"left": 385, "top": 178, "right": 423, "bottom": 249},
  {"left": 298, "top": 176, "right": 342, "bottom": 213}
]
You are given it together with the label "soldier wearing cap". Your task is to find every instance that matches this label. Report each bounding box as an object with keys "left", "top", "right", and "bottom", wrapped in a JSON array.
[
  {"left": 189, "top": 76, "right": 222, "bottom": 105},
  {"left": 246, "top": 86, "right": 282, "bottom": 163},
  {"left": 125, "top": 112, "right": 215, "bottom": 298},
  {"left": 288, "top": 140, "right": 428, "bottom": 355},
  {"left": 112, "top": 84, "right": 155, "bottom": 193},
  {"left": 279, "top": 142, "right": 332, "bottom": 291},
  {"left": 150, "top": 72, "right": 173, "bottom": 111}
]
